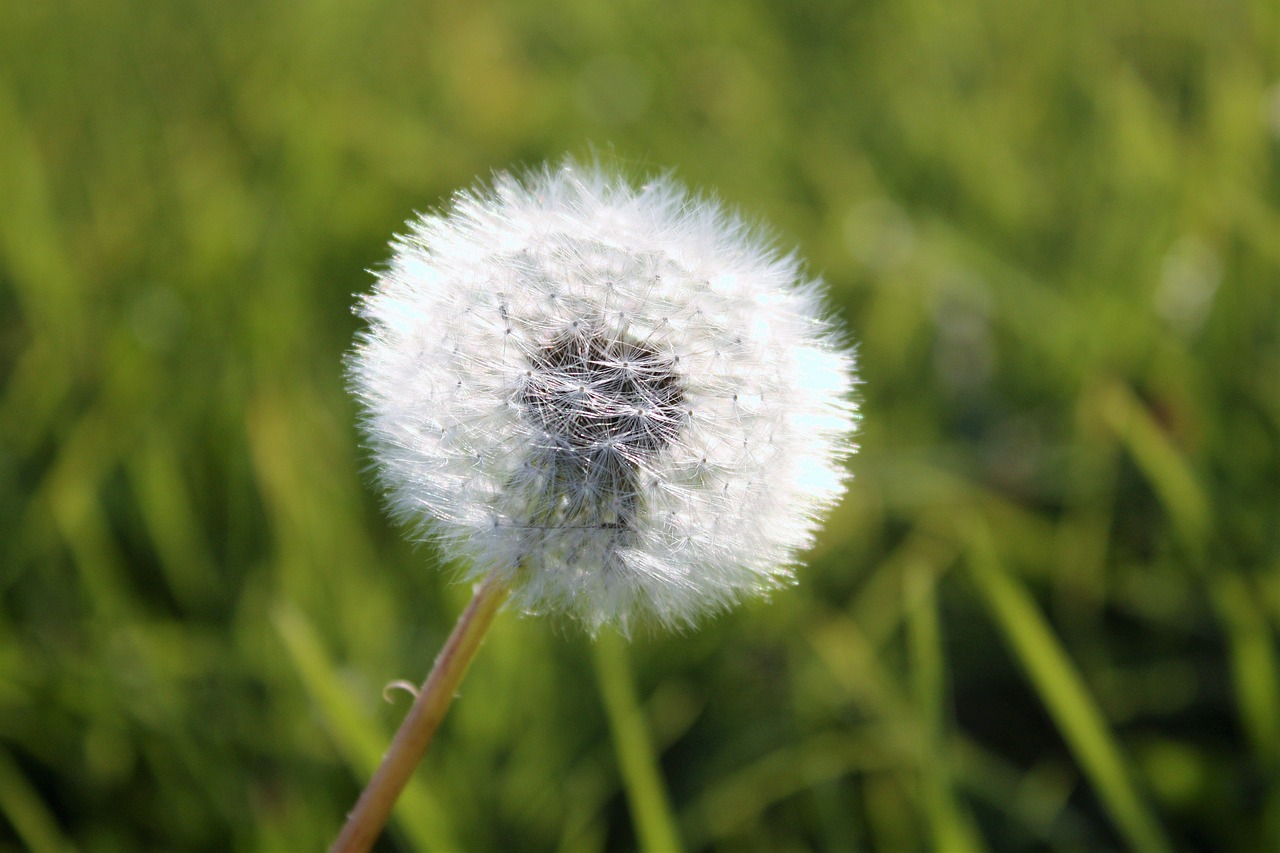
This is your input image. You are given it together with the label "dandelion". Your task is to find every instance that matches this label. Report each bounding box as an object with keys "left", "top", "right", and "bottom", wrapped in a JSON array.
[
  {"left": 351, "top": 160, "right": 857, "bottom": 629},
  {"left": 331, "top": 159, "right": 858, "bottom": 852}
]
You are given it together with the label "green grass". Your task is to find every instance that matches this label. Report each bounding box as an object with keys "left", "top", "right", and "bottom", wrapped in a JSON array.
[{"left": 2, "top": 0, "right": 1279, "bottom": 849}]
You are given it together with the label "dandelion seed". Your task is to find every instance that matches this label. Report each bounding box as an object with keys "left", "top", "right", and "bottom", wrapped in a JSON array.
[{"left": 350, "top": 159, "right": 859, "bottom": 631}]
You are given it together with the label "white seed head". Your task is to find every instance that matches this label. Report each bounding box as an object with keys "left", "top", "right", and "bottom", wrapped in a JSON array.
[{"left": 350, "top": 160, "right": 859, "bottom": 631}]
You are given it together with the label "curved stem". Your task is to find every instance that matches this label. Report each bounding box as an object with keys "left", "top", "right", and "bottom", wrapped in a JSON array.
[{"left": 329, "top": 573, "right": 511, "bottom": 853}]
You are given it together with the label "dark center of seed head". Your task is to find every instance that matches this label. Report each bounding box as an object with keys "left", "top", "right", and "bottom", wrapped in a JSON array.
[{"left": 521, "top": 325, "right": 685, "bottom": 457}]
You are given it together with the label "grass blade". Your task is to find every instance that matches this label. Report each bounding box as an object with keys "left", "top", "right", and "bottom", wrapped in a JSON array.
[
  {"left": 965, "top": 523, "right": 1172, "bottom": 853},
  {"left": 592, "top": 631, "right": 684, "bottom": 853}
]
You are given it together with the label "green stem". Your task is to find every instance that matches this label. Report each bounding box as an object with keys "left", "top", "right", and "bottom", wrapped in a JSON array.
[
  {"left": 593, "top": 631, "right": 684, "bottom": 853},
  {"left": 329, "top": 572, "right": 510, "bottom": 853}
]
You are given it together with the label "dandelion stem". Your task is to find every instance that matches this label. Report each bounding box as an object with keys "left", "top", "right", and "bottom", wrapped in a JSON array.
[{"left": 329, "top": 572, "right": 510, "bottom": 853}]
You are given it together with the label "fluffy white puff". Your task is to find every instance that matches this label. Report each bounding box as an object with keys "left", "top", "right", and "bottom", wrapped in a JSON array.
[{"left": 350, "top": 160, "right": 858, "bottom": 631}]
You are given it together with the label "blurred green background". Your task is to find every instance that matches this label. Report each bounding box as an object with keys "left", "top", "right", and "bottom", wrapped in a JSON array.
[{"left": 2, "top": 0, "right": 1279, "bottom": 850}]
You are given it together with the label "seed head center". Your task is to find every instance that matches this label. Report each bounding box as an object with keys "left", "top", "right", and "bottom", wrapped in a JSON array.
[{"left": 521, "top": 325, "right": 685, "bottom": 456}]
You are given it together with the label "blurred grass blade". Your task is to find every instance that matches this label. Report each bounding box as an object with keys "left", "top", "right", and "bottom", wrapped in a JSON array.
[
  {"left": 906, "top": 560, "right": 986, "bottom": 853},
  {"left": 274, "top": 603, "right": 460, "bottom": 852},
  {"left": 683, "top": 731, "right": 882, "bottom": 847},
  {"left": 592, "top": 631, "right": 684, "bottom": 853},
  {"left": 1210, "top": 572, "right": 1280, "bottom": 763},
  {"left": 129, "top": 441, "right": 222, "bottom": 609},
  {"left": 0, "top": 745, "right": 75, "bottom": 853},
  {"left": 965, "top": 524, "right": 1172, "bottom": 853},
  {"left": 1098, "top": 382, "right": 1210, "bottom": 556}
]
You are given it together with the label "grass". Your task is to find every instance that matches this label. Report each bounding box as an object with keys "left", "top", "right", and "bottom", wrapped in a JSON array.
[{"left": 2, "top": 0, "right": 1279, "bottom": 849}]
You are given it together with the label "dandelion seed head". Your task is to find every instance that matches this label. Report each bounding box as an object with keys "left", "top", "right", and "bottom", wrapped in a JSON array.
[{"left": 350, "top": 160, "right": 859, "bottom": 631}]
